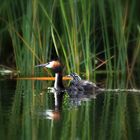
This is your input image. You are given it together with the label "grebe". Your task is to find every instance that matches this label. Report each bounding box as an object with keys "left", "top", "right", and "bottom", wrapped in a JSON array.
[
  {"left": 36, "top": 60, "right": 64, "bottom": 90},
  {"left": 68, "top": 73, "right": 99, "bottom": 93},
  {"left": 36, "top": 60, "right": 100, "bottom": 95}
]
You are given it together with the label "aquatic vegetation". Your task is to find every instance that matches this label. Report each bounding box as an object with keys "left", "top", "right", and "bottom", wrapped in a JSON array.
[{"left": 0, "top": 0, "right": 140, "bottom": 88}]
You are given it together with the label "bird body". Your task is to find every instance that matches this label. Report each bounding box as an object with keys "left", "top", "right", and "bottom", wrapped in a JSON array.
[{"left": 36, "top": 61, "right": 100, "bottom": 95}]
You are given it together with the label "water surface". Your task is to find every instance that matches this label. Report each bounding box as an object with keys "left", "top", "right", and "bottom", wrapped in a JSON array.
[{"left": 0, "top": 80, "right": 140, "bottom": 140}]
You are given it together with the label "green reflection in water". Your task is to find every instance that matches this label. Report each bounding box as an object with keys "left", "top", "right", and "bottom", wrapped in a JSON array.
[{"left": 1, "top": 80, "right": 140, "bottom": 140}]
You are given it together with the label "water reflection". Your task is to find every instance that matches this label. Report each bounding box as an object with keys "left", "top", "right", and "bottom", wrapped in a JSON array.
[
  {"left": 1, "top": 80, "right": 140, "bottom": 140},
  {"left": 35, "top": 83, "right": 102, "bottom": 121},
  {"left": 37, "top": 90, "right": 64, "bottom": 121}
]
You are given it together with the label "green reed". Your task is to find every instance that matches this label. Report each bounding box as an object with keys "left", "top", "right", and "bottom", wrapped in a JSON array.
[
  {"left": 0, "top": 0, "right": 140, "bottom": 85},
  {"left": 5, "top": 0, "right": 53, "bottom": 76}
]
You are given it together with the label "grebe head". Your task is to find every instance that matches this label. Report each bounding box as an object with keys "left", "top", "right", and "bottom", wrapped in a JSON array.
[
  {"left": 36, "top": 60, "right": 64, "bottom": 89},
  {"left": 36, "top": 60, "right": 62, "bottom": 73}
]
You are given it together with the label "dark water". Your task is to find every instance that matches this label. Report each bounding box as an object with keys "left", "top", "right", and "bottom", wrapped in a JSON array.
[{"left": 0, "top": 80, "right": 140, "bottom": 140}]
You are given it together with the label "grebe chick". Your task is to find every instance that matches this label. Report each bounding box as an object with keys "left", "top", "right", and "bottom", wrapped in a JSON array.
[
  {"left": 36, "top": 60, "right": 64, "bottom": 90},
  {"left": 68, "top": 73, "right": 99, "bottom": 93}
]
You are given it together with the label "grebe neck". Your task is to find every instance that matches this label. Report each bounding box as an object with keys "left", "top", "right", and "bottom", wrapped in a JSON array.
[{"left": 54, "top": 72, "right": 64, "bottom": 89}]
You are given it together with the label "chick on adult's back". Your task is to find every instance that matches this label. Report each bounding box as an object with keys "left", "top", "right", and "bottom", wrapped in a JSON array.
[{"left": 68, "top": 73, "right": 99, "bottom": 93}]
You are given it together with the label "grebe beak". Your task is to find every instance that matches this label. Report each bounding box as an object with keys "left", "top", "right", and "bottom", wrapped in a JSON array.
[
  {"left": 35, "top": 63, "right": 47, "bottom": 67},
  {"left": 35, "top": 61, "right": 54, "bottom": 68}
]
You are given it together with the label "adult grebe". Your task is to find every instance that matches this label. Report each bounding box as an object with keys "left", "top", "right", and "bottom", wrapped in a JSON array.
[
  {"left": 36, "top": 60, "right": 64, "bottom": 90},
  {"left": 68, "top": 73, "right": 99, "bottom": 93},
  {"left": 36, "top": 61, "right": 100, "bottom": 95}
]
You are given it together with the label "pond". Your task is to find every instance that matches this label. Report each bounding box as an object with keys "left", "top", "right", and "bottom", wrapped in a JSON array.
[{"left": 0, "top": 79, "right": 140, "bottom": 140}]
